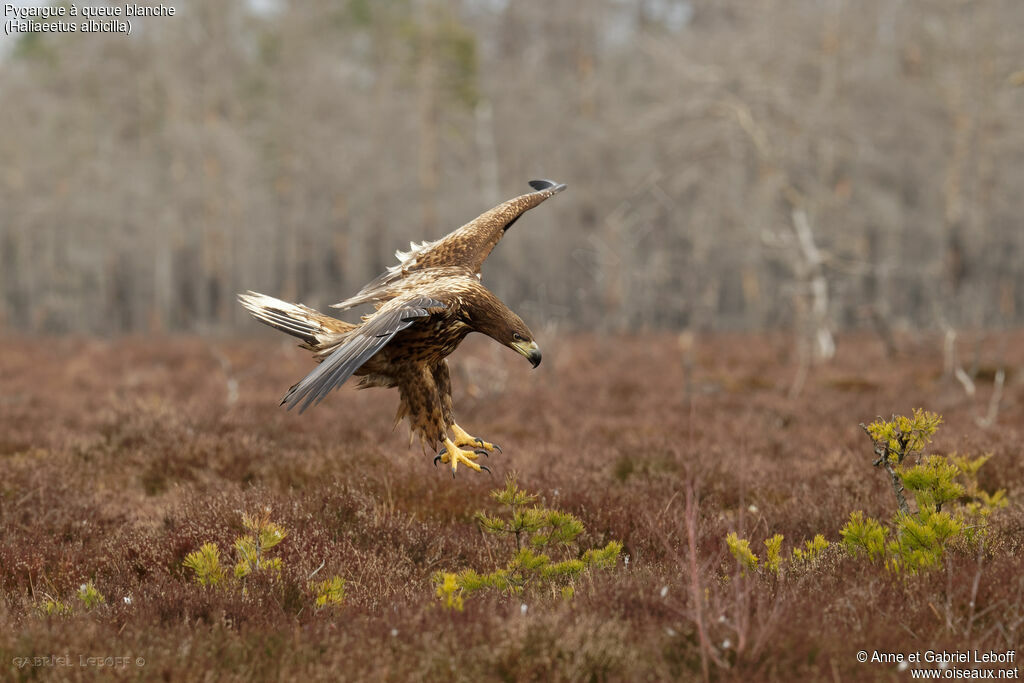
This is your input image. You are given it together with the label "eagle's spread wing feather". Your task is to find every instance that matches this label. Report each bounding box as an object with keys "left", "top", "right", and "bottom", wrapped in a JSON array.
[
  {"left": 331, "top": 179, "right": 565, "bottom": 310},
  {"left": 282, "top": 296, "right": 445, "bottom": 413},
  {"left": 238, "top": 291, "right": 352, "bottom": 349}
]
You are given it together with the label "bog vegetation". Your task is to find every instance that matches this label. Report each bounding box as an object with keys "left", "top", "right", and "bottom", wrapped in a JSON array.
[
  {"left": 727, "top": 410, "right": 1008, "bottom": 579},
  {"left": 0, "top": 333, "right": 1021, "bottom": 681},
  {"left": 433, "top": 474, "right": 622, "bottom": 609}
]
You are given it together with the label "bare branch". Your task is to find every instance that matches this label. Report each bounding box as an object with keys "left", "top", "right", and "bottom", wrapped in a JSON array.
[{"left": 975, "top": 368, "right": 1005, "bottom": 429}]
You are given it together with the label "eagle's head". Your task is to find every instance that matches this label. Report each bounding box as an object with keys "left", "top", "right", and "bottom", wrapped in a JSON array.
[
  {"left": 467, "top": 286, "right": 542, "bottom": 368},
  {"left": 474, "top": 310, "right": 540, "bottom": 368},
  {"left": 508, "top": 326, "right": 542, "bottom": 369}
]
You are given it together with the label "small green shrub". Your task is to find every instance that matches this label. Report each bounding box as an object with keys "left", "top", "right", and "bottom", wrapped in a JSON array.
[
  {"left": 434, "top": 572, "right": 464, "bottom": 612},
  {"left": 839, "top": 511, "right": 887, "bottom": 562},
  {"left": 725, "top": 532, "right": 759, "bottom": 574},
  {"left": 183, "top": 510, "right": 287, "bottom": 587},
  {"left": 233, "top": 511, "right": 287, "bottom": 579},
  {"left": 726, "top": 531, "right": 830, "bottom": 577},
  {"left": 763, "top": 534, "right": 784, "bottom": 575},
  {"left": 791, "top": 534, "right": 829, "bottom": 565},
  {"left": 433, "top": 474, "right": 622, "bottom": 608},
  {"left": 950, "top": 453, "right": 1008, "bottom": 538},
  {"left": 864, "top": 408, "right": 942, "bottom": 466},
  {"left": 182, "top": 509, "right": 348, "bottom": 610},
  {"left": 900, "top": 455, "right": 964, "bottom": 512},
  {"left": 840, "top": 411, "right": 1008, "bottom": 574},
  {"left": 34, "top": 581, "right": 106, "bottom": 617},
  {"left": 77, "top": 581, "right": 106, "bottom": 609},
  {"left": 727, "top": 411, "right": 1008, "bottom": 579},
  {"left": 183, "top": 542, "right": 227, "bottom": 587},
  {"left": 311, "top": 575, "right": 347, "bottom": 609},
  {"left": 37, "top": 594, "right": 72, "bottom": 617}
]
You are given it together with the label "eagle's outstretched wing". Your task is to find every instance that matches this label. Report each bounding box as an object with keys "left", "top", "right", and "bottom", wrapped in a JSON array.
[
  {"left": 332, "top": 179, "right": 565, "bottom": 311},
  {"left": 282, "top": 295, "right": 445, "bottom": 413}
]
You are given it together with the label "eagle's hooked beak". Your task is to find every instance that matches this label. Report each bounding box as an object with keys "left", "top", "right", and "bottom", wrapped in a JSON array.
[{"left": 511, "top": 340, "right": 542, "bottom": 368}]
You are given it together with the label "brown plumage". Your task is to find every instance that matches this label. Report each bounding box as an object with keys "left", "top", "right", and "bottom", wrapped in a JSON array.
[{"left": 239, "top": 179, "right": 565, "bottom": 474}]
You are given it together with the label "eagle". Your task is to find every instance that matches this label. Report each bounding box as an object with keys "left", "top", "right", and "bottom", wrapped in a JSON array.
[{"left": 239, "top": 179, "right": 565, "bottom": 475}]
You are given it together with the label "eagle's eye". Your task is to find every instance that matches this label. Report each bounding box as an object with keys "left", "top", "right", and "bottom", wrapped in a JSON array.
[{"left": 513, "top": 332, "right": 524, "bottom": 342}]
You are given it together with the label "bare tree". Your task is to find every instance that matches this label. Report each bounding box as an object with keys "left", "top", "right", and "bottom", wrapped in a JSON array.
[{"left": 0, "top": 0, "right": 1022, "bottom": 337}]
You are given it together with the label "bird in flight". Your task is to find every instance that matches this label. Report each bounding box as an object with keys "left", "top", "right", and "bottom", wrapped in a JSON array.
[{"left": 239, "top": 179, "right": 565, "bottom": 475}]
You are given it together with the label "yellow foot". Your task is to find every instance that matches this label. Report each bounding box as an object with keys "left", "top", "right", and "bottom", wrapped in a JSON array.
[
  {"left": 450, "top": 423, "right": 502, "bottom": 455},
  {"left": 433, "top": 438, "right": 491, "bottom": 477}
]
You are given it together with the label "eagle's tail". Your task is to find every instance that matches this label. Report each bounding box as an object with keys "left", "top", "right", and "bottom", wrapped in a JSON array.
[{"left": 238, "top": 291, "right": 354, "bottom": 351}]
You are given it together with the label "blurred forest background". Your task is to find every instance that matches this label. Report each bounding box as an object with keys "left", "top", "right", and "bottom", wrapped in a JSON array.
[{"left": 1, "top": 0, "right": 1022, "bottom": 336}]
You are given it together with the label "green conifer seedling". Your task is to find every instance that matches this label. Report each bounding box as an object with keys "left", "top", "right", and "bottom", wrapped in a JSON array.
[
  {"left": 763, "top": 534, "right": 784, "bottom": 575},
  {"left": 844, "top": 411, "right": 1008, "bottom": 573},
  {"left": 183, "top": 542, "right": 227, "bottom": 587},
  {"left": 77, "top": 581, "right": 106, "bottom": 609},
  {"left": 725, "top": 532, "right": 759, "bottom": 573},
  {"left": 434, "top": 474, "right": 621, "bottom": 608},
  {"left": 311, "top": 576, "right": 347, "bottom": 609}
]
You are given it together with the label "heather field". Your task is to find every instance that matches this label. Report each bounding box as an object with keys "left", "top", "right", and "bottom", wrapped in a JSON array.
[{"left": 1, "top": 332, "right": 1022, "bottom": 682}]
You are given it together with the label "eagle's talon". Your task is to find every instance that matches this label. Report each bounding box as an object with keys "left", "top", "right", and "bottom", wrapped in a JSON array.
[
  {"left": 436, "top": 437, "right": 486, "bottom": 475},
  {"left": 480, "top": 465, "right": 492, "bottom": 476},
  {"left": 433, "top": 454, "right": 442, "bottom": 467},
  {"left": 450, "top": 424, "right": 501, "bottom": 456}
]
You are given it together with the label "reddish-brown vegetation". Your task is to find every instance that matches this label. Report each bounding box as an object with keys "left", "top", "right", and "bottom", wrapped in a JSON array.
[{"left": 1, "top": 332, "right": 1021, "bottom": 681}]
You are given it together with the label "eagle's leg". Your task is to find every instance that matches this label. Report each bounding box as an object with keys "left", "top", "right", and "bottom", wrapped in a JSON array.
[
  {"left": 435, "top": 438, "right": 490, "bottom": 475},
  {"left": 427, "top": 362, "right": 493, "bottom": 475},
  {"left": 450, "top": 423, "right": 502, "bottom": 455}
]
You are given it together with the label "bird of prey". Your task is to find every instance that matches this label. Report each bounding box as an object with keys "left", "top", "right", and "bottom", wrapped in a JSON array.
[{"left": 239, "top": 179, "right": 565, "bottom": 475}]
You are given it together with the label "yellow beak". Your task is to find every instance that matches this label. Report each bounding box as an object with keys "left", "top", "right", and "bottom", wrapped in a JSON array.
[{"left": 511, "top": 340, "right": 542, "bottom": 368}]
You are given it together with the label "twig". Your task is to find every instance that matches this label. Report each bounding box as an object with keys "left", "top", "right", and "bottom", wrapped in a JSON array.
[
  {"left": 965, "top": 538, "right": 985, "bottom": 639},
  {"left": 792, "top": 209, "right": 835, "bottom": 361},
  {"left": 883, "top": 461, "right": 910, "bottom": 515},
  {"left": 788, "top": 329, "right": 810, "bottom": 400},
  {"left": 945, "top": 557, "right": 955, "bottom": 632},
  {"left": 210, "top": 346, "right": 240, "bottom": 405},
  {"left": 684, "top": 482, "right": 718, "bottom": 681},
  {"left": 954, "top": 365, "right": 976, "bottom": 398},
  {"left": 939, "top": 324, "right": 976, "bottom": 397},
  {"left": 307, "top": 559, "right": 326, "bottom": 580},
  {"left": 860, "top": 423, "right": 909, "bottom": 515},
  {"left": 15, "top": 485, "right": 41, "bottom": 508},
  {"left": 943, "top": 328, "right": 957, "bottom": 379},
  {"left": 975, "top": 368, "right": 1005, "bottom": 429}
]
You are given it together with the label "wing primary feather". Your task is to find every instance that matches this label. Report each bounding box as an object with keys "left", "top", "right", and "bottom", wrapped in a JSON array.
[
  {"left": 285, "top": 337, "right": 362, "bottom": 410},
  {"left": 292, "top": 333, "right": 376, "bottom": 412},
  {"left": 282, "top": 297, "right": 445, "bottom": 412},
  {"left": 297, "top": 331, "right": 386, "bottom": 412}
]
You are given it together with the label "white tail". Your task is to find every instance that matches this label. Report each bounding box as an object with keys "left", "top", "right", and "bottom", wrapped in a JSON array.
[{"left": 238, "top": 291, "right": 353, "bottom": 350}]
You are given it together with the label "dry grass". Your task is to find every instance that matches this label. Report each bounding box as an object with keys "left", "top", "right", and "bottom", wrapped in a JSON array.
[{"left": 1, "top": 331, "right": 1022, "bottom": 681}]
